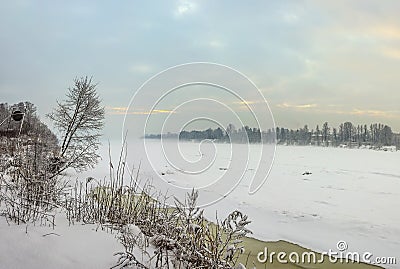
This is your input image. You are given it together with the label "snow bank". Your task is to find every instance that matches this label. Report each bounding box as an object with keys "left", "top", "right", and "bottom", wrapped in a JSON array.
[{"left": 0, "top": 214, "right": 121, "bottom": 269}]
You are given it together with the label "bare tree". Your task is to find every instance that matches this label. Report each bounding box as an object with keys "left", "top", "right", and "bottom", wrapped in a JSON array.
[
  {"left": 47, "top": 76, "right": 105, "bottom": 174},
  {"left": 322, "top": 122, "right": 330, "bottom": 146}
]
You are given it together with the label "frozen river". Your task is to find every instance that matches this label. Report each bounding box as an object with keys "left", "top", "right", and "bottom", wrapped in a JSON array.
[{"left": 77, "top": 140, "right": 400, "bottom": 268}]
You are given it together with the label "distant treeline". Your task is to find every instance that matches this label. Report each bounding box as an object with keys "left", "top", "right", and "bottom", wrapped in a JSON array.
[{"left": 145, "top": 122, "right": 400, "bottom": 150}]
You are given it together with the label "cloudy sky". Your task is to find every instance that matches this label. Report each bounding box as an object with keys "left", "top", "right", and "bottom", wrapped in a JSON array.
[{"left": 1, "top": 0, "right": 400, "bottom": 139}]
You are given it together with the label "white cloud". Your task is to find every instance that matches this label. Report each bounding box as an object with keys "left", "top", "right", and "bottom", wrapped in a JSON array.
[
  {"left": 277, "top": 103, "right": 318, "bottom": 109},
  {"left": 233, "top": 100, "right": 263, "bottom": 105},
  {"left": 175, "top": 0, "right": 197, "bottom": 16},
  {"left": 106, "top": 106, "right": 177, "bottom": 115},
  {"left": 208, "top": 40, "right": 225, "bottom": 48},
  {"left": 129, "top": 64, "right": 153, "bottom": 74},
  {"left": 350, "top": 109, "right": 400, "bottom": 118},
  {"left": 282, "top": 12, "right": 299, "bottom": 23}
]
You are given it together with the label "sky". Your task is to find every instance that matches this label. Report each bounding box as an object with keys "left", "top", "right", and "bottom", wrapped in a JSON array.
[{"left": 1, "top": 0, "right": 400, "bottom": 139}]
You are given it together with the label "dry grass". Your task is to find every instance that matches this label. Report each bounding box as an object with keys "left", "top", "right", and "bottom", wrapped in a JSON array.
[{"left": 0, "top": 136, "right": 63, "bottom": 227}]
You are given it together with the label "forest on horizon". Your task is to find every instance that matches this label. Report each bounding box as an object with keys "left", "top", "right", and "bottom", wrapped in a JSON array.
[{"left": 145, "top": 122, "right": 400, "bottom": 150}]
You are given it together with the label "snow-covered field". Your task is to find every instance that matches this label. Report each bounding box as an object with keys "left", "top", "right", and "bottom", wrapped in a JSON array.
[
  {"left": 83, "top": 139, "right": 399, "bottom": 268},
  {"left": 1, "top": 139, "right": 398, "bottom": 268}
]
